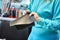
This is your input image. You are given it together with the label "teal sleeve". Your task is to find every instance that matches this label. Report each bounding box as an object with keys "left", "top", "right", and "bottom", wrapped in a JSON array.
[
  {"left": 28, "top": 0, "right": 34, "bottom": 12},
  {"left": 37, "top": 0, "right": 60, "bottom": 31}
]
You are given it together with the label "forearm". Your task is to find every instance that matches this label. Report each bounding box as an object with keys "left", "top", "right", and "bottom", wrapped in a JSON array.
[{"left": 37, "top": 17, "right": 60, "bottom": 30}]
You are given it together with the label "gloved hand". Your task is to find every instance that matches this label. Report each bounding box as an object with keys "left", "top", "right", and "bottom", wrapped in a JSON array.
[{"left": 29, "top": 12, "right": 39, "bottom": 22}]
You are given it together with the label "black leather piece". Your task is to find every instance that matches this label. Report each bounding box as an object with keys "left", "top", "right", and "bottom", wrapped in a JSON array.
[
  {"left": 12, "top": 22, "right": 34, "bottom": 30},
  {"left": 0, "top": 20, "right": 32, "bottom": 40}
]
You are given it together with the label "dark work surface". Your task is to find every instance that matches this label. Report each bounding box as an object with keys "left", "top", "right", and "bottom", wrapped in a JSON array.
[{"left": 0, "top": 20, "right": 32, "bottom": 40}]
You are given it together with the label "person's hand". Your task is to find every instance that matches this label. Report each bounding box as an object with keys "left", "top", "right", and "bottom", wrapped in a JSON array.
[
  {"left": 23, "top": 10, "right": 30, "bottom": 15},
  {"left": 29, "top": 12, "right": 39, "bottom": 22}
]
